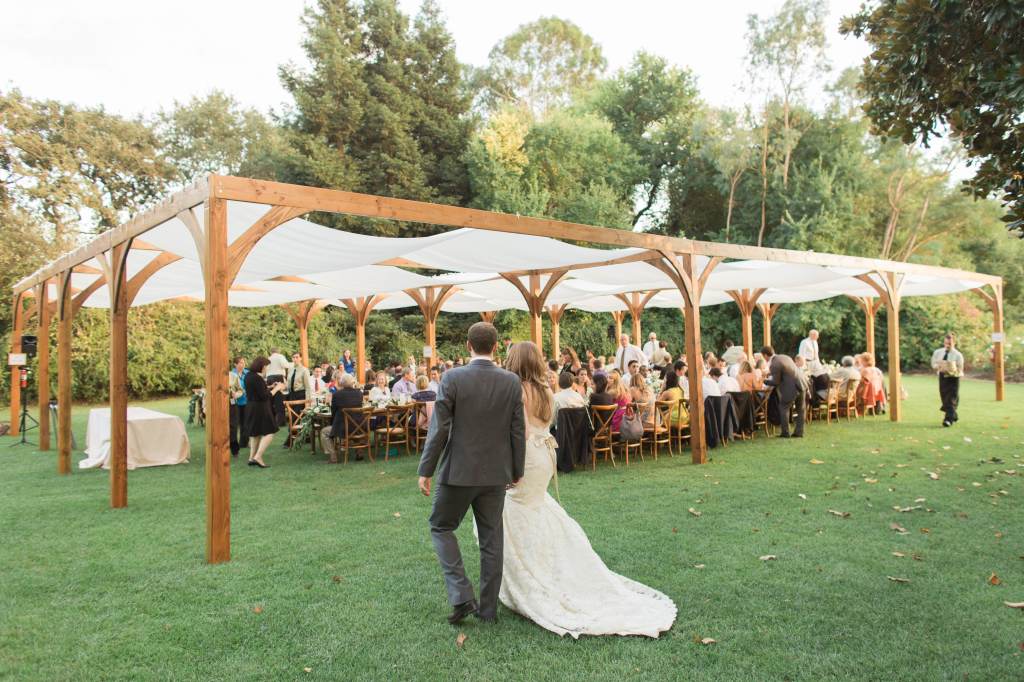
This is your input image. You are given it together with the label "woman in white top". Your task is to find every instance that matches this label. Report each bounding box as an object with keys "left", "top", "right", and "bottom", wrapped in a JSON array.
[{"left": 368, "top": 371, "right": 391, "bottom": 403}]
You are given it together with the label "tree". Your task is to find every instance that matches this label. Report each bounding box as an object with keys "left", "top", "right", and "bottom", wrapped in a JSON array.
[
  {"left": 695, "top": 108, "right": 756, "bottom": 241},
  {"left": 746, "top": 0, "right": 830, "bottom": 190},
  {"left": 0, "top": 89, "right": 174, "bottom": 244},
  {"left": 475, "top": 17, "right": 606, "bottom": 117},
  {"left": 280, "top": 0, "right": 471, "bottom": 215},
  {"left": 587, "top": 52, "right": 701, "bottom": 228},
  {"left": 841, "top": 0, "right": 1024, "bottom": 236}
]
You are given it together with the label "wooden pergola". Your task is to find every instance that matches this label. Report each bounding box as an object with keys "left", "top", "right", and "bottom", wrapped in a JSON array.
[{"left": 9, "top": 175, "right": 1005, "bottom": 564}]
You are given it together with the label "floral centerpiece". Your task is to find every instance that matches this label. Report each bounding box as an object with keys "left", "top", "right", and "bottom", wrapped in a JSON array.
[{"left": 290, "top": 402, "right": 332, "bottom": 450}]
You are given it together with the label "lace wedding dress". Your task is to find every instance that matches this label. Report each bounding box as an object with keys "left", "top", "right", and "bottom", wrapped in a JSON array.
[{"left": 497, "top": 419, "right": 677, "bottom": 638}]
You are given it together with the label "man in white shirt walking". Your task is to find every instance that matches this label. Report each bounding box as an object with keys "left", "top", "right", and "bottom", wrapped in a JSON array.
[
  {"left": 614, "top": 334, "right": 648, "bottom": 373},
  {"left": 931, "top": 332, "right": 964, "bottom": 427},
  {"left": 642, "top": 332, "right": 659, "bottom": 362},
  {"left": 798, "top": 330, "right": 820, "bottom": 370}
]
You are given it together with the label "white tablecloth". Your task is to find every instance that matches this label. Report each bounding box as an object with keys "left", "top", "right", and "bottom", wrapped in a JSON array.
[{"left": 79, "top": 407, "right": 190, "bottom": 470}]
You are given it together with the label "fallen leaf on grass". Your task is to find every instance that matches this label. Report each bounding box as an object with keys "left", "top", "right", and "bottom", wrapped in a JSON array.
[
  {"left": 252, "top": 606, "right": 263, "bottom": 614},
  {"left": 972, "top": 482, "right": 982, "bottom": 487},
  {"left": 456, "top": 632, "right": 467, "bottom": 648},
  {"left": 688, "top": 507, "right": 702, "bottom": 517},
  {"left": 912, "top": 553, "right": 923, "bottom": 561},
  {"left": 303, "top": 668, "right": 312, "bottom": 673},
  {"left": 331, "top": 575, "right": 343, "bottom": 583},
  {"left": 759, "top": 555, "right": 777, "bottom": 561},
  {"left": 693, "top": 564, "right": 705, "bottom": 569},
  {"left": 927, "top": 472, "right": 940, "bottom": 480},
  {"left": 393, "top": 512, "right": 401, "bottom": 518},
  {"left": 809, "top": 459, "right": 825, "bottom": 465},
  {"left": 915, "top": 497, "right": 926, "bottom": 503},
  {"left": 964, "top": 437, "right": 973, "bottom": 443},
  {"left": 693, "top": 635, "right": 717, "bottom": 645},
  {"left": 828, "top": 509, "right": 851, "bottom": 518},
  {"left": 1004, "top": 602, "right": 1024, "bottom": 609},
  {"left": 798, "top": 493, "right": 807, "bottom": 500},
  {"left": 920, "top": 528, "right": 930, "bottom": 534},
  {"left": 894, "top": 505, "right": 923, "bottom": 513},
  {"left": 672, "top": 527, "right": 678, "bottom": 534},
  {"left": 864, "top": 478, "right": 879, "bottom": 484},
  {"left": 890, "top": 522, "right": 909, "bottom": 534},
  {"left": 989, "top": 573, "right": 1002, "bottom": 586},
  {"left": 892, "top": 551, "right": 906, "bottom": 557},
  {"left": 887, "top": 576, "right": 911, "bottom": 583}
]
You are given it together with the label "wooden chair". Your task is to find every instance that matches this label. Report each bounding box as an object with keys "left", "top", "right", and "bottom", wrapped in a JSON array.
[
  {"left": 643, "top": 400, "right": 674, "bottom": 460},
  {"left": 284, "top": 399, "right": 307, "bottom": 447},
  {"left": 617, "top": 403, "right": 644, "bottom": 466},
  {"left": 410, "top": 401, "right": 432, "bottom": 452},
  {"left": 838, "top": 379, "right": 860, "bottom": 421},
  {"left": 376, "top": 404, "right": 414, "bottom": 461},
  {"left": 669, "top": 398, "right": 690, "bottom": 453},
  {"left": 753, "top": 387, "right": 774, "bottom": 437},
  {"left": 590, "top": 404, "right": 617, "bottom": 470},
  {"left": 336, "top": 406, "right": 373, "bottom": 464},
  {"left": 812, "top": 383, "right": 839, "bottom": 423}
]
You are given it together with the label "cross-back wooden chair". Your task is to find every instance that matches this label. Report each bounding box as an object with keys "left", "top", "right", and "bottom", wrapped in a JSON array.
[
  {"left": 669, "top": 398, "right": 690, "bottom": 453},
  {"left": 812, "top": 382, "right": 839, "bottom": 423},
  {"left": 410, "top": 401, "right": 432, "bottom": 452},
  {"left": 337, "top": 406, "right": 373, "bottom": 464},
  {"left": 838, "top": 379, "right": 860, "bottom": 421},
  {"left": 590, "top": 404, "right": 617, "bottom": 470},
  {"left": 376, "top": 403, "right": 414, "bottom": 461},
  {"left": 643, "top": 400, "right": 674, "bottom": 460},
  {"left": 753, "top": 387, "right": 774, "bottom": 437},
  {"left": 284, "top": 399, "right": 307, "bottom": 447},
  {"left": 617, "top": 402, "right": 644, "bottom": 466}
]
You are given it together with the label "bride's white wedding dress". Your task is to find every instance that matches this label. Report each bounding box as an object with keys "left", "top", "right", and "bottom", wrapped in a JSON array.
[{"left": 496, "top": 418, "right": 677, "bottom": 638}]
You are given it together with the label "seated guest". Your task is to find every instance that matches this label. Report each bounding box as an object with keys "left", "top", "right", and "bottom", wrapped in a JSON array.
[
  {"left": 368, "top": 371, "right": 391, "bottom": 403},
  {"left": 651, "top": 341, "right": 672, "bottom": 373},
  {"left": 704, "top": 352, "right": 718, "bottom": 372},
  {"left": 703, "top": 366, "right": 723, "bottom": 397},
  {"left": 627, "top": 359, "right": 641, "bottom": 381},
  {"left": 324, "top": 374, "right": 367, "bottom": 461},
  {"left": 656, "top": 371, "right": 689, "bottom": 428},
  {"left": 754, "top": 357, "right": 768, "bottom": 384},
  {"left": 606, "top": 370, "right": 632, "bottom": 432},
  {"left": 553, "top": 372, "right": 586, "bottom": 422},
  {"left": 584, "top": 349, "right": 595, "bottom": 366},
  {"left": 588, "top": 373, "right": 615, "bottom": 408},
  {"left": 857, "top": 352, "right": 886, "bottom": 411},
  {"left": 736, "top": 361, "right": 763, "bottom": 392},
  {"left": 722, "top": 343, "right": 745, "bottom": 368},
  {"left": 362, "top": 369, "right": 376, "bottom": 392},
  {"left": 592, "top": 357, "right": 607, "bottom": 380},
  {"left": 574, "top": 367, "right": 592, "bottom": 399},
  {"left": 716, "top": 366, "right": 741, "bottom": 393},
  {"left": 673, "top": 359, "right": 689, "bottom": 398},
  {"left": 560, "top": 347, "right": 582, "bottom": 375},
  {"left": 629, "top": 371, "right": 654, "bottom": 424},
  {"left": 392, "top": 367, "right": 417, "bottom": 399},
  {"left": 726, "top": 350, "right": 747, "bottom": 378},
  {"left": 830, "top": 355, "right": 861, "bottom": 400},
  {"left": 309, "top": 366, "right": 329, "bottom": 399},
  {"left": 411, "top": 375, "right": 436, "bottom": 430}
]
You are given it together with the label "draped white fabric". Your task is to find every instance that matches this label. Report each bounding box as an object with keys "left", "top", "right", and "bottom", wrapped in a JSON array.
[{"left": 41, "top": 199, "right": 987, "bottom": 313}]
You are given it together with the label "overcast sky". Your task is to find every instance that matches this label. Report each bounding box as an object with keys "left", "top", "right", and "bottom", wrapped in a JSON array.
[{"left": 4, "top": 0, "right": 869, "bottom": 117}]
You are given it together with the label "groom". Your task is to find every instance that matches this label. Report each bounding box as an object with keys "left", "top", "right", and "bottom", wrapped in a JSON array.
[{"left": 418, "top": 322, "right": 525, "bottom": 624}]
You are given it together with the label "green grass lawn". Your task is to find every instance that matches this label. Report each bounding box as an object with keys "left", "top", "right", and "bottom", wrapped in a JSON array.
[{"left": 1, "top": 375, "right": 1022, "bottom": 681}]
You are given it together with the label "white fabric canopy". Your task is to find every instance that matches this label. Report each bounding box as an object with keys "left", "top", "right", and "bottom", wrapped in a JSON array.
[{"left": 38, "top": 199, "right": 987, "bottom": 315}]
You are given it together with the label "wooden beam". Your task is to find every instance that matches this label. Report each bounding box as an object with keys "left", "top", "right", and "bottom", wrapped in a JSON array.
[
  {"left": 226, "top": 205, "right": 308, "bottom": 285},
  {"left": 9, "top": 292, "right": 26, "bottom": 435},
  {"left": 105, "top": 242, "right": 131, "bottom": 508},
  {"left": 501, "top": 271, "right": 567, "bottom": 353},
  {"left": 14, "top": 178, "right": 208, "bottom": 294},
  {"left": 845, "top": 296, "right": 882, "bottom": 357},
  {"left": 479, "top": 311, "right": 497, "bottom": 324},
  {"left": 281, "top": 299, "right": 328, "bottom": 367},
  {"left": 57, "top": 270, "right": 73, "bottom": 474},
  {"left": 547, "top": 304, "right": 568, "bottom": 361},
  {"left": 204, "top": 197, "right": 231, "bottom": 563},
  {"left": 71, "top": 275, "right": 107, "bottom": 314},
  {"left": 611, "top": 310, "right": 625, "bottom": 344},
  {"left": 35, "top": 279, "right": 52, "bottom": 451},
  {"left": 406, "top": 285, "right": 458, "bottom": 363},
  {"left": 124, "top": 252, "right": 182, "bottom": 304},
  {"left": 727, "top": 288, "right": 767, "bottom": 359},
  {"left": 757, "top": 302, "right": 780, "bottom": 348}
]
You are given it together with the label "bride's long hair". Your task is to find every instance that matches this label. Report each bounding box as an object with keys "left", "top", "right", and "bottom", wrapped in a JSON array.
[{"left": 505, "top": 341, "right": 553, "bottom": 423}]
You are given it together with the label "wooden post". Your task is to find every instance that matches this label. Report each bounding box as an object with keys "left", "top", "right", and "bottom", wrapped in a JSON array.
[
  {"left": 972, "top": 284, "right": 1005, "bottom": 401},
  {"left": 9, "top": 292, "right": 26, "bottom": 436},
  {"left": 406, "top": 286, "right": 457, "bottom": 364},
  {"left": 857, "top": 273, "right": 903, "bottom": 422},
  {"left": 479, "top": 311, "right": 497, "bottom": 324},
  {"left": 102, "top": 244, "right": 130, "bottom": 508},
  {"left": 341, "top": 296, "right": 386, "bottom": 382},
  {"left": 614, "top": 291, "right": 658, "bottom": 348},
  {"left": 847, "top": 296, "right": 882, "bottom": 357},
  {"left": 281, "top": 300, "right": 327, "bottom": 368},
  {"left": 547, "top": 304, "right": 567, "bottom": 361},
  {"left": 757, "top": 302, "right": 780, "bottom": 348},
  {"left": 205, "top": 196, "right": 231, "bottom": 563},
  {"left": 500, "top": 271, "right": 567, "bottom": 356},
  {"left": 611, "top": 310, "right": 624, "bottom": 344},
  {"left": 727, "top": 289, "right": 766, "bottom": 359},
  {"left": 650, "top": 253, "right": 722, "bottom": 464},
  {"left": 57, "top": 270, "right": 73, "bottom": 474},
  {"left": 34, "top": 280, "right": 52, "bottom": 451}
]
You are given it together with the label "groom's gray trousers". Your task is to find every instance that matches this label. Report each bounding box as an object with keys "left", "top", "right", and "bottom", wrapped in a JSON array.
[{"left": 429, "top": 483, "right": 506, "bottom": 619}]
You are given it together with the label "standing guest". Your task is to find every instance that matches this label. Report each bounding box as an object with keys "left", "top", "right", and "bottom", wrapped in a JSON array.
[
  {"left": 736, "top": 361, "right": 763, "bottom": 392},
  {"left": 392, "top": 367, "right": 417, "bottom": 399},
  {"left": 931, "top": 332, "right": 964, "bottom": 427},
  {"left": 605, "top": 371, "right": 632, "bottom": 432},
  {"left": 266, "top": 347, "right": 291, "bottom": 425},
  {"left": 722, "top": 343, "right": 745, "bottom": 369},
  {"left": 798, "top": 329, "right": 821, "bottom": 368},
  {"left": 229, "top": 356, "right": 248, "bottom": 457},
  {"left": 553, "top": 372, "right": 586, "bottom": 421},
  {"left": 412, "top": 374, "right": 438, "bottom": 430},
  {"left": 657, "top": 371, "right": 689, "bottom": 429},
  {"left": 614, "top": 333, "right": 648, "bottom": 373},
  {"left": 428, "top": 366, "right": 442, "bottom": 393},
  {"left": 244, "top": 356, "right": 285, "bottom": 468},
  {"left": 651, "top": 341, "right": 672, "bottom": 375},
  {"left": 642, "top": 332, "right": 659, "bottom": 362},
  {"left": 287, "top": 353, "right": 311, "bottom": 404},
  {"left": 560, "top": 347, "right": 582, "bottom": 375},
  {"left": 369, "top": 371, "right": 392, "bottom": 403},
  {"left": 309, "top": 366, "right": 328, "bottom": 400},
  {"left": 339, "top": 349, "right": 356, "bottom": 375},
  {"left": 762, "top": 345, "right": 806, "bottom": 438}
]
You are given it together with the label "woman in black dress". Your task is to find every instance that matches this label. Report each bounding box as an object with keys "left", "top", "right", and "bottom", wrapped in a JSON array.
[{"left": 244, "top": 356, "right": 285, "bottom": 468}]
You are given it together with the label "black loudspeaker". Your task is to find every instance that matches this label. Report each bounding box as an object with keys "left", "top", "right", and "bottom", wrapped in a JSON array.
[{"left": 21, "top": 335, "right": 38, "bottom": 358}]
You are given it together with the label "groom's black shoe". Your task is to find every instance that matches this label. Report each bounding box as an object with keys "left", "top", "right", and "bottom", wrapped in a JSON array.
[
  {"left": 474, "top": 612, "right": 497, "bottom": 624},
  {"left": 448, "top": 600, "right": 478, "bottom": 625}
]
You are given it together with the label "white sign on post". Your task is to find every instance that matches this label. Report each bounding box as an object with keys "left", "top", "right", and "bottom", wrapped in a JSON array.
[
  {"left": 423, "top": 346, "right": 433, "bottom": 358},
  {"left": 8, "top": 353, "right": 27, "bottom": 366},
  {"left": 992, "top": 332, "right": 1005, "bottom": 343}
]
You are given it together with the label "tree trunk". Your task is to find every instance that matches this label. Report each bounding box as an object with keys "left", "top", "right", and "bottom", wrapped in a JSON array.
[
  {"left": 726, "top": 171, "right": 742, "bottom": 243},
  {"left": 757, "top": 114, "right": 769, "bottom": 248}
]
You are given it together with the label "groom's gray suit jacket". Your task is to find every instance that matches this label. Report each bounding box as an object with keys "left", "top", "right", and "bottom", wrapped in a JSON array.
[{"left": 417, "top": 359, "right": 526, "bottom": 486}]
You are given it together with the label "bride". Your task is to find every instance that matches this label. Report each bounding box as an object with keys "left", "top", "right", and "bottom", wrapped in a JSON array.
[{"left": 495, "top": 342, "right": 677, "bottom": 638}]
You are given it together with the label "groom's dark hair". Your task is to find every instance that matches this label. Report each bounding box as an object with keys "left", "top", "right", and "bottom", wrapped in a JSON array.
[
  {"left": 468, "top": 322, "right": 498, "bottom": 355},
  {"left": 761, "top": 345, "right": 775, "bottom": 359}
]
